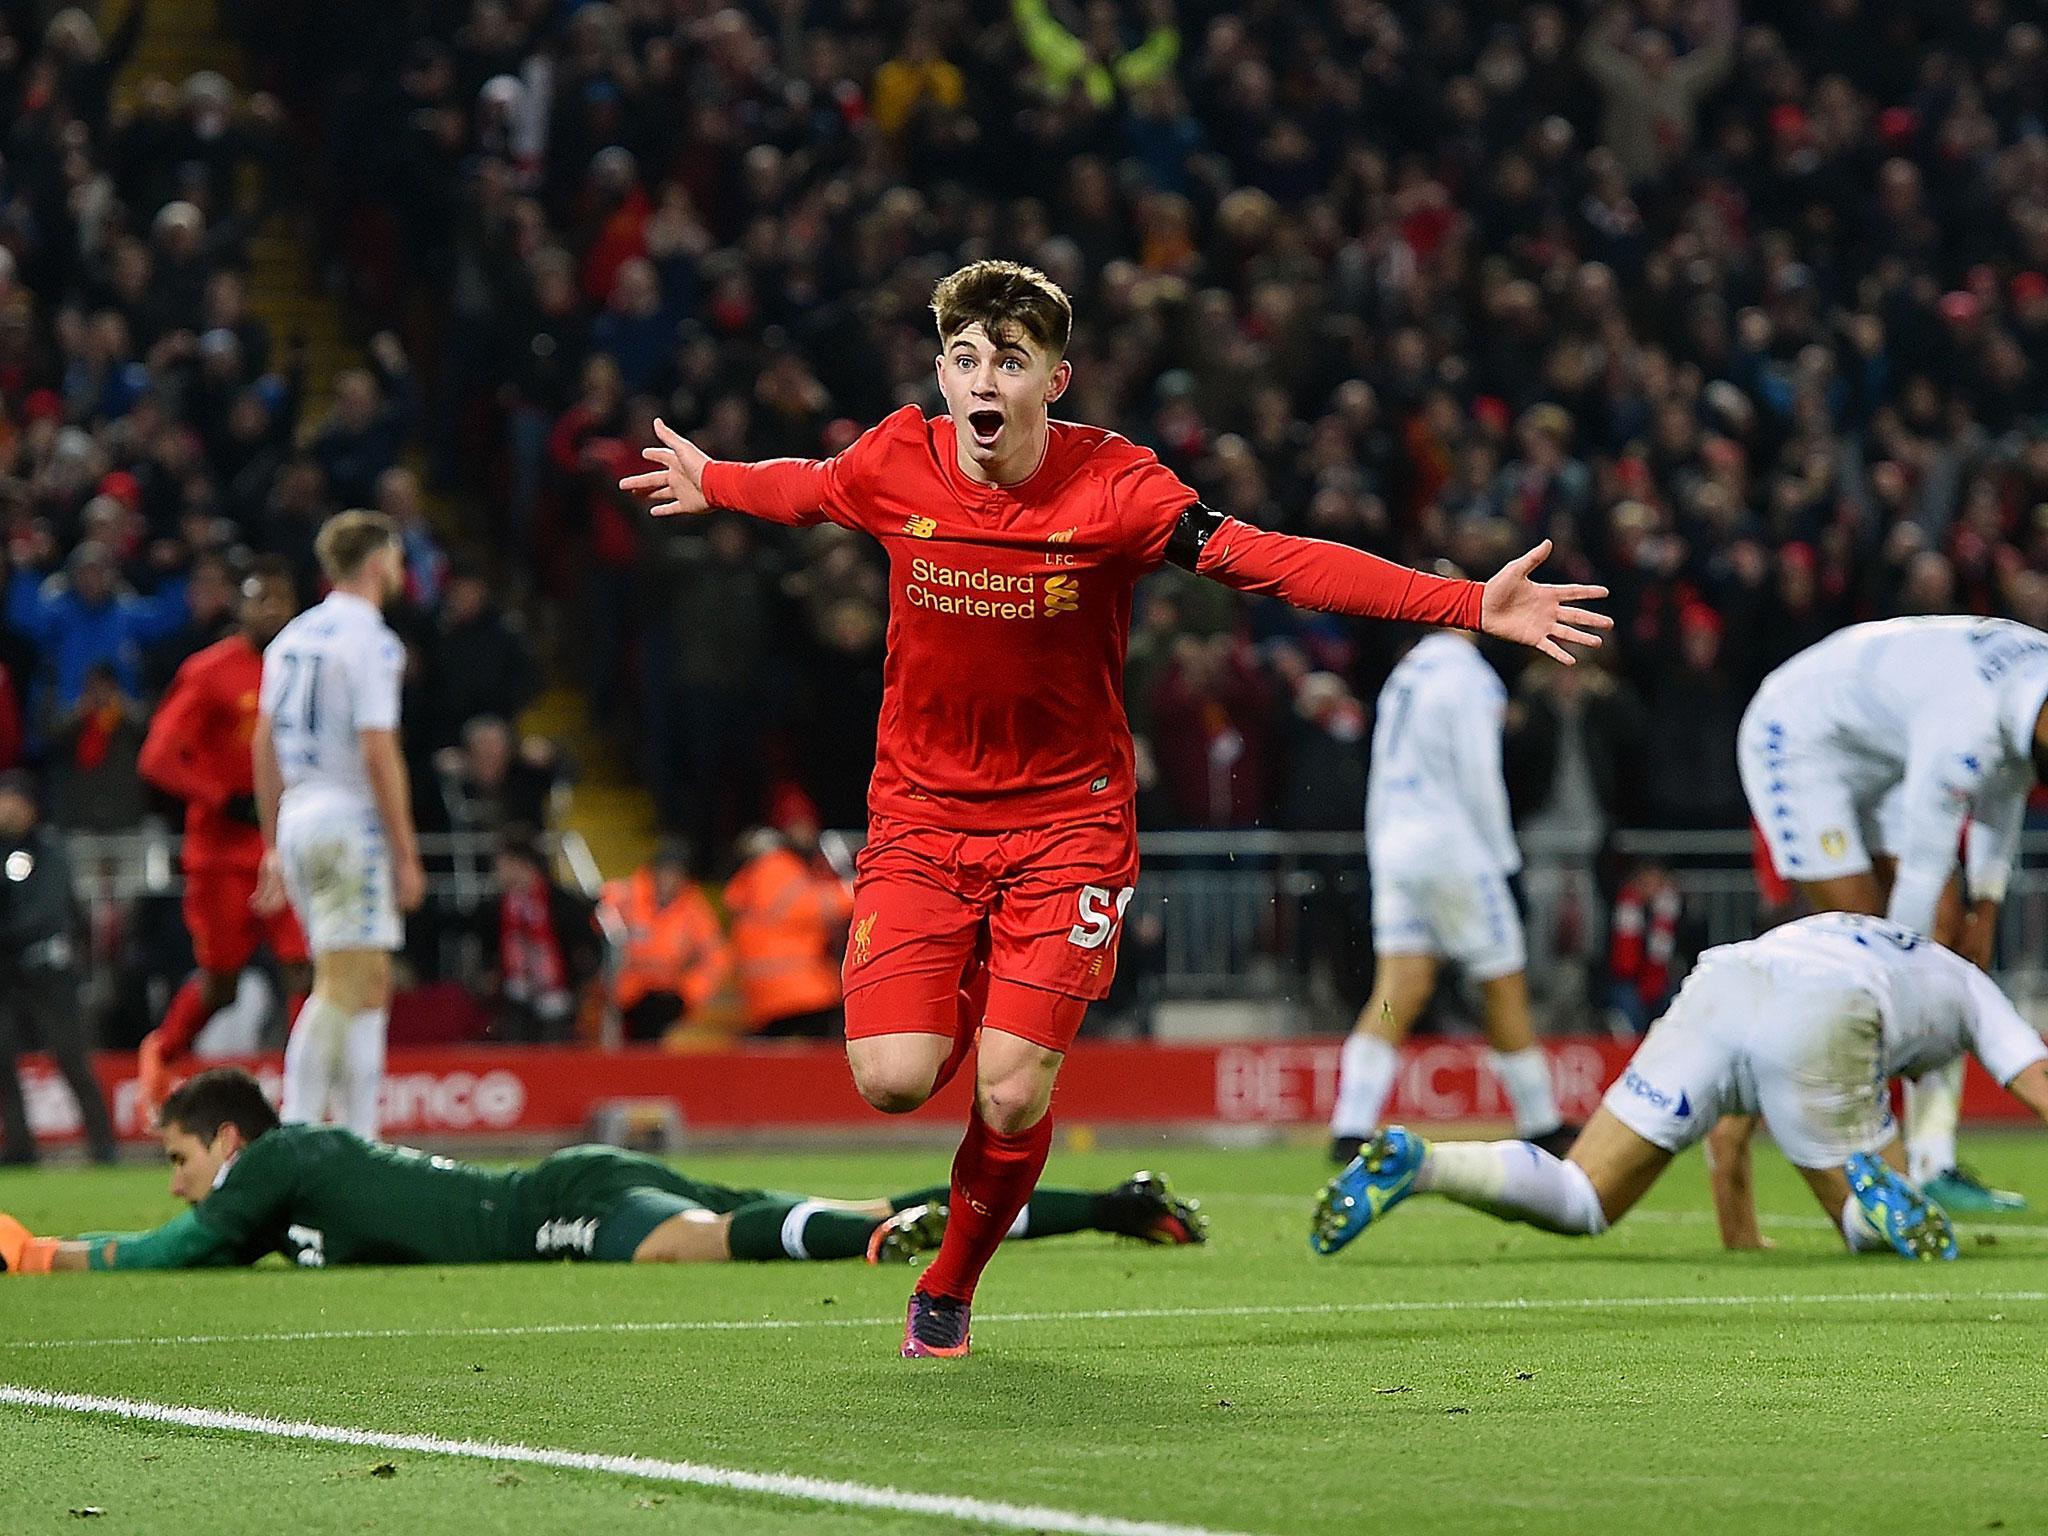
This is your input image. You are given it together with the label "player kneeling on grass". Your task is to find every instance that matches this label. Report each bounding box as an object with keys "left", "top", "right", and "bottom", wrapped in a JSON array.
[
  {"left": 0, "top": 1068, "right": 1205, "bottom": 1273},
  {"left": 1311, "top": 912, "right": 2048, "bottom": 1264}
]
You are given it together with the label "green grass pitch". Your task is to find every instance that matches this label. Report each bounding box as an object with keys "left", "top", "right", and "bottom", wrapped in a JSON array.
[{"left": 2, "top": 1135, "right": 2045, "bottom": 1534}]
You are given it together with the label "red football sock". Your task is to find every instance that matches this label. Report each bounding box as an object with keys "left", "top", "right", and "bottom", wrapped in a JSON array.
[
  {"left": 915, "top": 1106, "right": 1053, "bottom": 1303},
  {"left": 157, "top": 975, "right": 216, "bottom": 1058}
]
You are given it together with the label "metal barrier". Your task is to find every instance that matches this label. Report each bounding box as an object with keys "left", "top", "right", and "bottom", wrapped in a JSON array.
[{"left": 60, "top": 823, "right": 2048, "bottom": 1035}]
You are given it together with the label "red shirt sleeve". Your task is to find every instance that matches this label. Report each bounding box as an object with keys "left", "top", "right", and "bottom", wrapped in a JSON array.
[
  {"left": 137, "top": 658, "right": 222, "bottom": 808},
  {"left": 1196, "top": 518, "right": 1485, "bottom": 628},
  {"left": 697, "top": 406, "right": 918, "bottom": 531},
  {"left": 1111, "top": 455, "right": 1201, "bottom": 571}
]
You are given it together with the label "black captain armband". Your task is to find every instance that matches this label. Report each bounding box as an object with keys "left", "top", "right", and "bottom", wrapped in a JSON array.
[{"left": 1164, "top": 501, "right": 1228, "bottom": 571}]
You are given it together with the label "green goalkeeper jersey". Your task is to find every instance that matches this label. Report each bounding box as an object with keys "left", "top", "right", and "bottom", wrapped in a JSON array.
[
  {"left": 194, "top": 1126, "right": 531, "bottom": 1266},
  {"left": 174, "top": 1128, "right": 765, "bottom": 1268}
]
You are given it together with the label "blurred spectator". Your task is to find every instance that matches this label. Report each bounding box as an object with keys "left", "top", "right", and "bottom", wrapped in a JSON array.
[
  {"left": 597, "top": 840, "right": 731, "bottom": 1042},
  {"left": 724, "top": 825, "right": 852, "bottom": 1039},
  {"left": 377, "top": 466, "right": 448, "bottom": 610},
  {"left": 427, "top": 559, "right": 538, "bottom": 748},
  {"left": 488, "top": 830, "right": 601, "bottom": 1043},
  {"left": 1276, "top": 668, "right": 1367, "bottom": 831},
  {"left": 7, "top": 540, "right": 187, "bottom": 720},
  {"left": 47, "top": 662, "right": 147, "bottom": 830},
  {"left": 308, "top": 334, "right": 413, "bottom": 508},
  {"left": 435, "top": 715, "right": 563, "bottom": 836},
  {"left": 1605, "top": 859, "right": 1683, "bottom": 1034},
  {"left": 0, "top": 769, "right": 117, "bottom": 1164}
]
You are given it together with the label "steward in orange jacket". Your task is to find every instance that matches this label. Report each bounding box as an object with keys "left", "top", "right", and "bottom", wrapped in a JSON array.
[
  {"left": 599, "top": 841, "right": 731, "bottom": 1040},
  {"left": 724, "top": 829, "right": 853, "bottom": 1037}
]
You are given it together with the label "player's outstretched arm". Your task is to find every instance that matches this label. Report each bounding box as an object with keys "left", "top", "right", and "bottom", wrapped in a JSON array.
[
  {"left": 0, "top": 1209, "right": 239, "bottom": 1273},
  {"left": 1176, "top": 508, "right": 1609, "bottom": 662},
  {"left": 619, "top": 417, "right": 835, "bottom": 526}
]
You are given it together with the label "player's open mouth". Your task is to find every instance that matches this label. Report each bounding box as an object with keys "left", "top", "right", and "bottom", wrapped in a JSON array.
[{"left": 967, "top": 410, "right": 1004, "bottom": 447}]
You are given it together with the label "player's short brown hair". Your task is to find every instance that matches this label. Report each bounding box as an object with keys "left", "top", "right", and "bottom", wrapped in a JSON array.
[
  {"left": 160, "top": 1067, "right": 281, "bottom": 1143},
  {"left": 930, "top": 261, "right": 1072, "bottom": 360},
  {"left": 314, "top": 509, "right": 400, "bottom": 583}
]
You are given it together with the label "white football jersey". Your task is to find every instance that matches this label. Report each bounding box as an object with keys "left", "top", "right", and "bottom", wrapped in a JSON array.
[
  {"left": 1713, "top": 912, "right": 2047, "bottom": 1086},
  {"left": 1366, "top": 633, "right": 1519, "bottom": 874},
  {"left": 1752, "top": 617, "right": 2048, "bottom": 933},
  {"left": 261, "top": 591, "right": 404, "bottom": 810}
]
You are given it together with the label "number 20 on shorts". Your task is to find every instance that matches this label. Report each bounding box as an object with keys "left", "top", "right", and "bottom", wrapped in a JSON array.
[{"left": 1068, "top": 885, "right": 1135, "bottom": 949}]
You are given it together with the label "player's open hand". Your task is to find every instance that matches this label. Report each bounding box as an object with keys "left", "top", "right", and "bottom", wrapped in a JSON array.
[
  {"left": 251, "top": 849, "right": 288, "bottom": 917},
  {"left": 619, "top": 418, "right": 711, "bottom": 516},
  {"left": 1480, "top": 540, "right": 1612, "bottom": 664}
]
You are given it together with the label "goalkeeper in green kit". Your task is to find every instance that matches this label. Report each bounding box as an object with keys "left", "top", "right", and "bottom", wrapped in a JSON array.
[{"left": 0, "top": 1069, "right": 1205, "bottom": 1273}]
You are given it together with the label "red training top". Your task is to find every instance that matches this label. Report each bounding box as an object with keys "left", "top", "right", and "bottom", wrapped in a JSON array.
[
  {"left": 700, "top": 406, "right": 1482, "bottom": 831},
  {"left": 137, "top": 633, "right": 266, "bottom": 872}
]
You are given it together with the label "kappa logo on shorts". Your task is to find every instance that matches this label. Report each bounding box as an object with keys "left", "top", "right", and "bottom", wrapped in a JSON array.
[
  {"left": 1621, "top": 1069, "right": 1691, "bottom": 1119},
  {"left": 902, "top": 516, "right": 938, "bottom": 539},
  {"left": 851, "top": 912, "right": 877, "bottom": 966},
  {"left": 1819, "top": 828, "right": 1848, "bottom": 859}
]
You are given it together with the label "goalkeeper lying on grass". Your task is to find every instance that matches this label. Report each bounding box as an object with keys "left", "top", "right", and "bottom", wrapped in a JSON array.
[{"left": 0, "top": 1068, "right": 1206, "bottom": 1272}]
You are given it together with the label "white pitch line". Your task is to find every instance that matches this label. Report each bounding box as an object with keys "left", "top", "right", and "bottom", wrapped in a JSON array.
[
  {"left": 0, "top": 1385, "right": 1247, "bottom": 1536},
  {"left": 6, "top": 1288, "right": 2041, "bottom": 1354}
]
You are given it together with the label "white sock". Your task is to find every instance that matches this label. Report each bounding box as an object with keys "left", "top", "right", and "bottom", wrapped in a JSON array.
[
  {"left": 1840, "top": 1198, "right": 1887, "bottom": 1254},
  {"left": 1488, "top": 1046, "right": 1562, "bottom": 1139},
  {"left": 342, "top": 1008, "right": 388, "bottom": 1140},
  {"left": 1903, "top": 1059, "right": 1963, "bottom": 1184},
  {"left": 1416, "top": 1139, "right": 1609, "bottom": 1235},
  {"left": 1007, "top": 1205, "right": 1030, "bottom": 1239},
  {"left": 281, "top": 996, "right": 350, "bottom": 1124},
  {"left": 1331, "top": 1033, "right": 1399, "bottom": 1139},
  {"left": 780, "top": 1201, "right": 828, "bottom": 1259}
]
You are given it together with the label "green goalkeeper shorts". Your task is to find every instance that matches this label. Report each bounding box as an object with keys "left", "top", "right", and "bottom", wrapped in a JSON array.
[{"left": 517, "top": 1146, "right": 779, "bottom": 1263}]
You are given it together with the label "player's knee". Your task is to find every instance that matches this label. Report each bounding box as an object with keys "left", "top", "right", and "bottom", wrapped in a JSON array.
[
  {"left": 976, "top": 1070, "right": 1052, "bottom": 1135},
  {"left": 849, "top": 1058, "right": 935, "bottom": 1115}
]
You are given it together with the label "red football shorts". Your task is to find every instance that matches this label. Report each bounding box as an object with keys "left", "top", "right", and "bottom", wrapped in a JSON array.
[
  {"left": 184, "top": 864, "right": 309, "bottom": 973},
  {"left": 841, "top": 811, "right": 1139, "bottom": 1055}
]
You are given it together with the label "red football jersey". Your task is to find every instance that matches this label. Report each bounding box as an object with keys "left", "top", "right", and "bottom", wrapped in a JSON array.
[
  {"left": 700, "top": 406, "right": 1481, "bottom": 831},
  {"left": 138, "top": 633, "right": 265, "bottom": 872}
]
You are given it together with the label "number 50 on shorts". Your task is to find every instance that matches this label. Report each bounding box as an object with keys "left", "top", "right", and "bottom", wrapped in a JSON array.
[{"left": 1068, "top": 885, "right": 1135, "bottom": 949}]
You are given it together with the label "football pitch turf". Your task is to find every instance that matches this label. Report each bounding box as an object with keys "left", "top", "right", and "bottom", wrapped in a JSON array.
[{"left": 3, "top": 1136, "right": 2046, "bottom": 1535}]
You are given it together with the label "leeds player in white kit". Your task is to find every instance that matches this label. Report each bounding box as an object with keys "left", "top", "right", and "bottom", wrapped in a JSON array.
[
  {"left": 1314, "top": 912, "right": 2048, "bottom": 1262},
  {"left": 1736, "top": 617, "right": 2048, "bottom": 1210},
  {"left": 251, "top": 512, "right": 423, "bottom": 1138},
  {"left": 1328, "top": 631, "right": 1567, "bottom": 1162}
]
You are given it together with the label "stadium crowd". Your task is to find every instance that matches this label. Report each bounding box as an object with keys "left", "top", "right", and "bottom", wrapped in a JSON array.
[
  {"left": 4, "top": 0, "right": 2048, "bottom": 1063},
  {"left": 232, "top": 0, "right": 2048, "bottom": 858}
]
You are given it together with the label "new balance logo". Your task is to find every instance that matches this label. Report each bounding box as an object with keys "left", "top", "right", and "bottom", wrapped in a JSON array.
[{"left": 902, "top": 516, "right": 938, "bottom": 539}]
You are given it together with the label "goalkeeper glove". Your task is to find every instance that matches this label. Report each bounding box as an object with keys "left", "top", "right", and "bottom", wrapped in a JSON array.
[{"left": 0, "top": 1212, "right": 55, "bottom": 1273}]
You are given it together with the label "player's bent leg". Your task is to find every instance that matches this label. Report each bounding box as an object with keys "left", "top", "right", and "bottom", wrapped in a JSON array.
[
  {"left": 906, "top": 991, "right": 1079, "bottom": 1357},
  {"left": 1331, "top": 952, "right": 1437, "bottom": 1159},
  {"left": 1312, "top": 1109, "right": 1651, "bottom": 1256},
  {"left": 630, "top": 1206, "right": 734, "bottom": 1263},
  {"left": 845, "top": 1031, "right": 953, "bottom": 1114},
  {"left": 285, "top": 950, "right": 390, "bottom": 1132},
  {"left": 844, "top": 962, "right": 982, "bottom": 1113}
]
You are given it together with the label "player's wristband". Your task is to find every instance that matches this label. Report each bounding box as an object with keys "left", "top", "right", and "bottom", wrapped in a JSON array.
[{"left": 17, "top": 1237, "right": 57, "bottom": 1274}]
